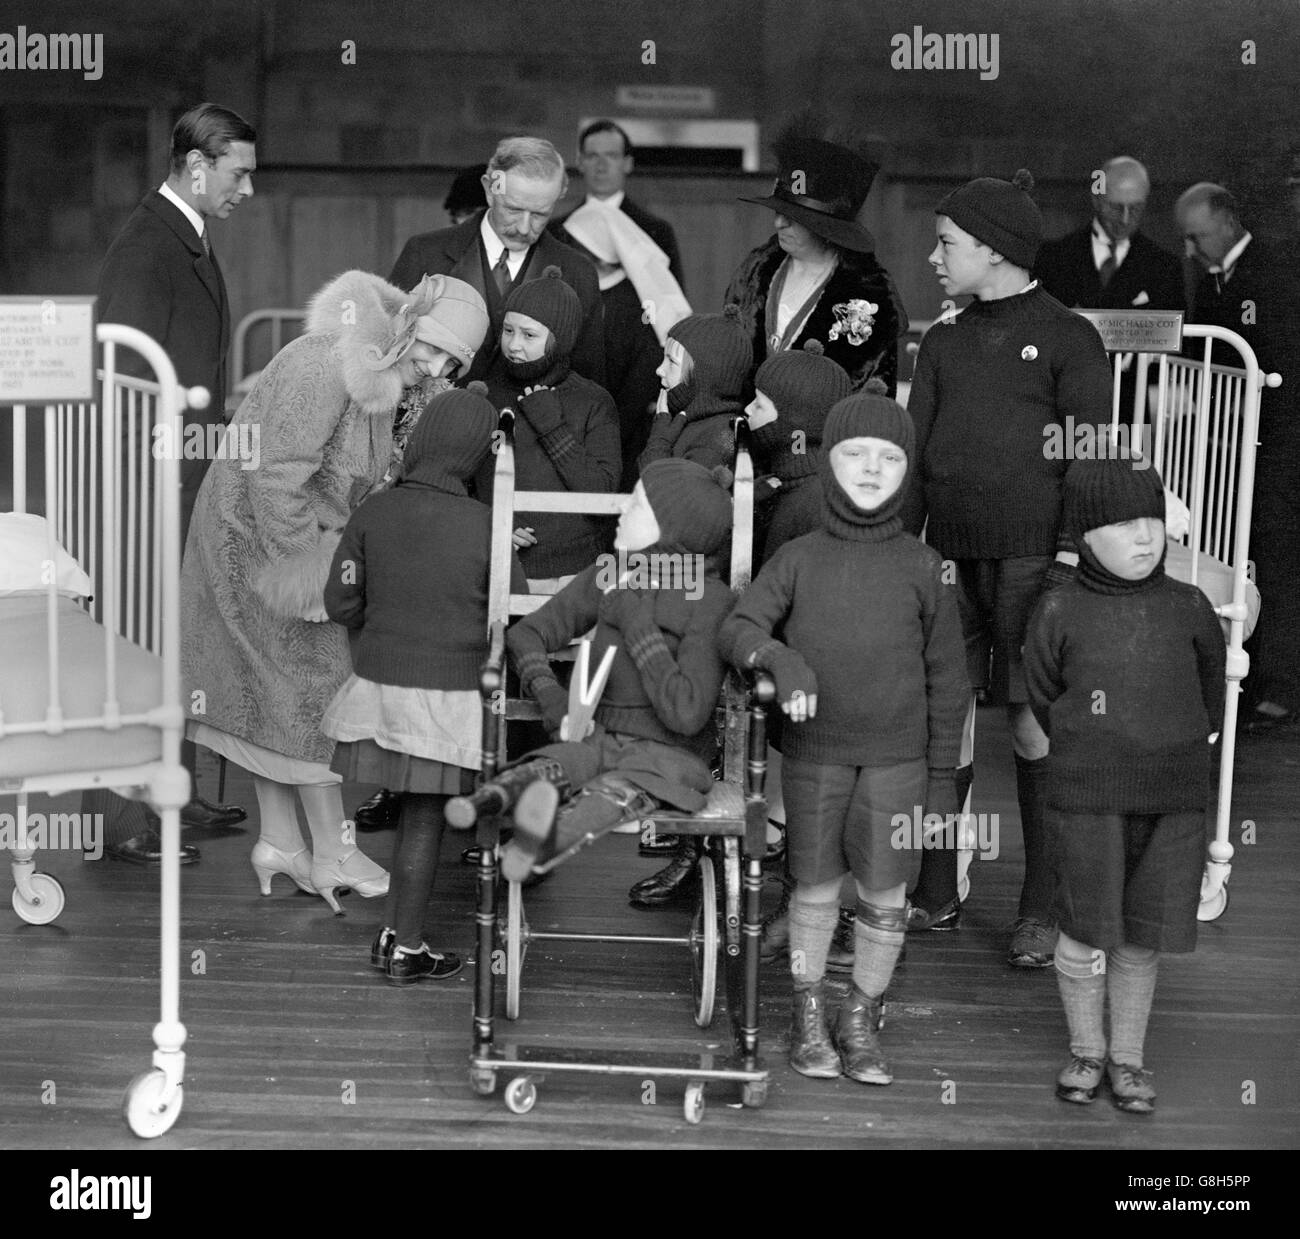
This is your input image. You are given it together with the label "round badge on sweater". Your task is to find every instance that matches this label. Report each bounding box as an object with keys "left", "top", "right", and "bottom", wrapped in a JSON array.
[{"left": 1021, "top": 345, "right": 1038, "bottom": 361}]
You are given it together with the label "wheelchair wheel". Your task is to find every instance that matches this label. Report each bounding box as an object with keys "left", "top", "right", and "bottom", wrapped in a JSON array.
[
  {"left": 690, "top": 854, "right": 718, "bottom": 1028},
  {"left": 504, "top": 1075, "right": 537, "bottom": 1115},
  {"left": 469, "top": 1067, "right": 497, "bottom": 1096},
  {"left": 683, "top": 1081, "right": 706, "bottom": 1125},
  {"left": 505, "top": 880, "right": 527, "bottom": 1020},
  {"left": 741, "top": 1079, "right": 768, "bottom": 1108}
]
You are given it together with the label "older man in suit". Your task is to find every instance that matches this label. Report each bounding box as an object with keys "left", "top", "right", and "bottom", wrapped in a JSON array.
[
  {"left": 389, "top": 137, "right": 604, "bottom": 386},
  {"left": 553, "top": 120, "right": 687, "bottom": 488},
  {"left": 1177, "top": 182, "right": 1300, "bottom": 734},
  {"left": 92, "top": 102, "right": 257, "bottom": 862}
]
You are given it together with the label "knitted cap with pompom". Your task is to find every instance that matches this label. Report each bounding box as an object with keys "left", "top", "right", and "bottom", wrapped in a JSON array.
[
  {"left": 504, "top": 265, "right": 583, "bottom": 357},
  {"left": 399, "top": 380, "right": 498, "bottom": 489},
  {"left": 752, "top": 340, "right": 853, "bottom": 464},
  {"left": 935, "top": 168, "right": 1042, "bottom": 270},
  {"left": 666, "top": 304, "right": 754, "bottom": 414},
  {"left": 640, "top": 458, "right": 734, "bottom": 557}
]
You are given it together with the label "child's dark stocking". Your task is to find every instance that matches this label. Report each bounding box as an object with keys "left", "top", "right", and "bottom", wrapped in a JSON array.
[
  {"left": 909, "top": 762, "right": 972, "bottom": 917},
  {"left": 390, "top": 794, "right": 448, "bottom": 950},
  {"left": 445, "top": 756, "right": 571, "bottom": 828},
  {"left": 1013, "top": 753, "right": 1055, "bottom": 920}
]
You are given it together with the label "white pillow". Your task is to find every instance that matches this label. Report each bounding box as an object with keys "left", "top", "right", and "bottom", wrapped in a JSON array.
[{"left": 0, "top": 512, "right": 93, "bottom": 598}]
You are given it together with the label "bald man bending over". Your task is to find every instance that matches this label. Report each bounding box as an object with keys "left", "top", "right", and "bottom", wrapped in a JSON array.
[
  {"left": 1036, "top": 156, "right": 1184, "bottom": 313},
  {"left": 1176, "top": 182, "right": 1300, "bottom": 733}
]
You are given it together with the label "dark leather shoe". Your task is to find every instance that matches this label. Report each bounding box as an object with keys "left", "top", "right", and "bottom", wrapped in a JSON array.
[
  {"left": 386, "top": 944, "right": 463, "bottom": 985},
  {"left": 181, "top": 797, "right": 247, "bottom": 829},
  {"left": 906, "top": 897, "right": 961, "bottom": 932},
  {"left": 354, "top": 788, "right": 401, "bottom": 831},
  {"left": 106, "top": 829, "right": 199, "bottom": 865},
  {"left": 628, "top": 846, "right": 698, "bottom": 907}
]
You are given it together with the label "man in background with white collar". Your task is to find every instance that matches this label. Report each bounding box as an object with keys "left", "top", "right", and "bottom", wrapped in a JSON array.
[
  {"left": 552, "top": 120, "right": 686, "bottom": 488},
  {"left": 1035, "top": 156, "right": 1184, "bottom": 314},
  {"left": 1177, "top": 182, "right": 1300, "bottom": 735}
]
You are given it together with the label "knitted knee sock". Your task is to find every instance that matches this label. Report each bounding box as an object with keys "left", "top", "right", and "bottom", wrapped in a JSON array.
[
  {"left": 390, "top": 794, "right": 448, "bottom": 950},
  {"left": 910, "top": 763, "right": 972, "bottom": 911},
  {"left": 251, "top": 776, "right": 303, "bottom": 852},
  {"left": 1054, "top": 931, "right": 1107, "bottom": 1061},
  {"left": 788, "top": 895, "right": 841, "bottom": 988},
  {"left": 1107, "top": 942, "right": 1159, "bottom": 1068},
  {"left": 852, "top": 900, "right": 907, "bottom": 999},
  {"left": 297, "top": 782, "right": 350, "bottom": 864},
  {"left": 1014, "top": 754, "right": 1055, "bottom": 920}
]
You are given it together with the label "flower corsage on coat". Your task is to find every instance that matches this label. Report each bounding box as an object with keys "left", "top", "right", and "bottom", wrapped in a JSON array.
[{"left": 827, "top": 299, "right": 878, "bottom": 346}]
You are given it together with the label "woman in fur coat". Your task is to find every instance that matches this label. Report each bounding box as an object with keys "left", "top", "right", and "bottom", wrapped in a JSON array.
[
  {"left": 181, "top": 269, "right": 488, "bottom": 908},
  {"left": 724, "top": 121, "right": 907, "bottom": 396}
]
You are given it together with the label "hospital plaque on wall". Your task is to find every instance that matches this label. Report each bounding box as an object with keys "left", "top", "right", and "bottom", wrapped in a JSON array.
[{"left": 0, "top": 296, "right": 96, "bottom": 403}]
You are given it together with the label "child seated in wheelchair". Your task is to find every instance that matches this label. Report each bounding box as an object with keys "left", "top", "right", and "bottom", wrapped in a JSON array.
[
  {"left": 719, "top": 383, "right": 969, "bottom": 1085},
  {"left": 445, "top": 459, "right": 735, "bottom": 881}
]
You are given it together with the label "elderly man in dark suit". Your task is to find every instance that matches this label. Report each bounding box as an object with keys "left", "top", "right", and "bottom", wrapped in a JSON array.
[
  {"left": 389, "top": 137, "right": 604, "bottom": 386},
  {"left": 1177, "top": 181, "right": 1300, "bottom": 734},
  {"left": 92, "top": 102, "right": 257, "bottom": 862},
  {"left": 1035, "top": 157, "right": 1185, "bottom": 314},
  {"left": 553, "top": 120, "right": 687, "bottom": 488}
]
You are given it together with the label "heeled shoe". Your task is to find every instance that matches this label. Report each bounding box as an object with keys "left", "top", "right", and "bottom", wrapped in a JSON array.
[
  {"left": 906, "top": 897, "right": 961, "bottom": 932},
  {"left": 251, "top": 840, "right": 314, "bottom": 895},
  {"left": 311, "top": 850, "right": 390, "bottom": 915}
]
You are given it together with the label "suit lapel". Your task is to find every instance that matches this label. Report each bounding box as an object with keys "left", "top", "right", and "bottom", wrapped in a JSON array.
[{"left": 144, "top": 191, "right": 224, "bottom": 316}]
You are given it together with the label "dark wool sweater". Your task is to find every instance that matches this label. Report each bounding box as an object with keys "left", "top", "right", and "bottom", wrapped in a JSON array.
[
  {"left": 718, "top": 529, "right": 969, "bottom": 768},
  {"left": 637, "top": 406, "right": 740, "bottom": 474},
  {"left": 507, "top": 562, "right": 733, "bottom": 763},
  {"left": 324, "top": 482, "right": 527, "bottom": 689},
  {"left": 1023, "top": 552, "right": 1226, "bottom": 813},
  {"left": 903, "top": 285, "right": 1113, "bottom": 558},
  {"left": 476, "top": 362, "right": 622, "bottom": 578}
]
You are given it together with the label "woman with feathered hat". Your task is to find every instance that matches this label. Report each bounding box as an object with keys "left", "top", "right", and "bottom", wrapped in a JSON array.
[
  {"left": 180, "top": 269, "right": 488, "bottom": 909},
  {"left": 725, "top": 116, "right": 908, "bottom": 395}
]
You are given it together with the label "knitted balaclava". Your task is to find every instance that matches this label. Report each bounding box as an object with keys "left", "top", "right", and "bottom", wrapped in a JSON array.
[
  {"left": 640, "top": 458, "right": 734, "bottom": 557},
  {"left": 1063, "top": 455, "right": 1167, "bottom": 590},
  {"left": 398, "top": 382, "right": 497, "bottom": 494},
  {"left": 665, "top": 305, "right": 754, "bottom": 419},
  {"left": 935, "top": 169, "right": 1042, "bottom": 271},
  {"left": 751, "top": 342, "right": 853, "bottom": 479},
  {"left": 501, "top": 266, "right": 582, "bottom": 384},
  {"left": 819, "top": 380, "right": 914, "bottom": 541}
]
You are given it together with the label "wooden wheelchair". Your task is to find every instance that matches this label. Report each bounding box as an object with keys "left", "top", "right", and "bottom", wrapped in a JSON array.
[{"left": 467, "top": 413, "right": 772, "bottom": 1123}]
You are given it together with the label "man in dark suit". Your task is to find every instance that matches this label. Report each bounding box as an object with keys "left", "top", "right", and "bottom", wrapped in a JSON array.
[
  {"left": 93, "top": 102, "right": 257, "bottom": 861},
  {"left": 389, "top": 137, "right": 604, "bottom": 386},
  {"left": 552, "top": 120, "right": 687, "bottom": 488},
  {"left": 1035, "top": 156, "right": 1185, "bottom": 314},
  {"left": 1177, "top": 182, "right": 1300, "bottom": 733}
]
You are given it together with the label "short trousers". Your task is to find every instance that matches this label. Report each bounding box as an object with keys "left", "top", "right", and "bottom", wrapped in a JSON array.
[
  {"left": 783, "top": 756, "right": 927, "bottom": 890},
  {"left": 1048, "top": 809, "right": 1205, "bottom": 953},
  {"left": 953, "top": 555, "right": 1054, "bottom": 704}
]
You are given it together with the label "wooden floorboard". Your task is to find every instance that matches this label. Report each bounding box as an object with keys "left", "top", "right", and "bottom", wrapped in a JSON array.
[{"left": 2, "top": 709, "right": 1297, "bottom": 1150}]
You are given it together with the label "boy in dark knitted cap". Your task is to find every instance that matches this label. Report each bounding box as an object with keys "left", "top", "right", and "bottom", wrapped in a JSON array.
[
  {"left": 720, "top": 383, "right": 968, "bottom": 1084},
  {"left": 902, "top": 170, "right": 1113, "bottom": 967},
  {"left": 1024, "top": 456, "right": 1224, "bottom": 1113},
  {"left": 638, "top": 306, "right": 754, "bottom": 473},
  {"left": 477, "top": 265, "right": 621, "bottom": 580},
  {"left": 445, "top": 459, "right": 736, "bottom": 878}
]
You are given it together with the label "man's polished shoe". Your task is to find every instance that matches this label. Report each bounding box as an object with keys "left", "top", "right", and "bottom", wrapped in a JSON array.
[
  {"left": 106, "top": 829, "right": 200, "bottom": 865},
  {"left": 181, "top": 796, "right": 247, "bottom": 829},
  {"left": 354, "top": 788, "right": 401, "bottom": 831},
  {"left": 628, "top": 845, "right": 698, "bottom": 907}
]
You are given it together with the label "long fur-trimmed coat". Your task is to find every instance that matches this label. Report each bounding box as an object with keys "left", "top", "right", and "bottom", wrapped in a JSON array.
[
  {"left": 723, "top": 237, "right": 907, "bottom": 396},
  {"left": 181, "top": 271, "right": 410, "bottom": 765}
]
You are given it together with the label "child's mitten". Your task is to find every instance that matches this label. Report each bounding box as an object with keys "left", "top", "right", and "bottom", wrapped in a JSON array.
[
  {"left": 532, "top": 679, "right": 570, "bottom": 737},
  {"left": 598, "top": 584, "right": 656, "bottom": 632},
  {"left": 517, "top": 386, "right": 565, "bottom": 436},
  {"left": 762, "top": 646, "right": 818, "bottom": 710}
]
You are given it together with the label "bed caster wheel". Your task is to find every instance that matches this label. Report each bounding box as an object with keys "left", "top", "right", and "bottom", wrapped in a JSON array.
[
  {"left": 1197, "top": 884, "right": 1229, "bottom": 922},
  {"left": 122, "top": 1069, "right": 183, "bottom": 1138},
  {"left": 469, "top": 1068, "right": 497, "bottom": 1096},
  {"left": 12, "top": 873, "right": 64, "bottom": 925},
  {"left": 741, "top": 1079, "right": 768, "bottom": 1108},
  {"left": 504, "top": 1075, "right": 537, "bottom": 1115},
  {"left": 683, "top": 1081, "right": 706, "bottom": 1125},
  {"left": 957, "top": 873, "right": 971, "bottom": 904}
]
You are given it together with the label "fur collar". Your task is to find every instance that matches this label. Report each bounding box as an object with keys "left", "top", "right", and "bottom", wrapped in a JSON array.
[{"left": 305, "top": 269, "right": 416, "bottom": 414}]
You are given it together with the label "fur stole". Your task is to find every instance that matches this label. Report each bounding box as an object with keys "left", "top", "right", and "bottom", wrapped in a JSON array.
[{"left": 304, "top": 269, "right": 414, "bottom": 414}]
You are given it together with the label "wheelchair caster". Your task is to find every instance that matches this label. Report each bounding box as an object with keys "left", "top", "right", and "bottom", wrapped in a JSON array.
[
  {"left": 504, "top": 1075, "right": 537, "bottom": 1115},
  {"left": 683, "top": 1081, "right": 705, "bottom": 1125},
  {"left": 1197, "top": 883, "right": 1229, "bottom": 922},
  {"left": 12, "top": 872, "right": 65, "bottom": 924},
  {"left": 469, "top": 1068, "right": 497, "bottom": 1096},
  {"left": 741, "top": 1079, "right": 768, "bottom": 1108},
  {"left": 122, "top": 1069, "right": 183, "bottom": 1138}
]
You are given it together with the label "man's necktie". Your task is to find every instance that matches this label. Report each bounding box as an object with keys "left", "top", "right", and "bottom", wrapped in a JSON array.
[
  {"left": 1098, "top": 240, "right": 1117, "bottom": 289},
  {"left": 493, "top": 249, "right": 511, "bottom": 296},
  {"left": 201, "top": 229, "right": 212, "bottom": 259}
]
